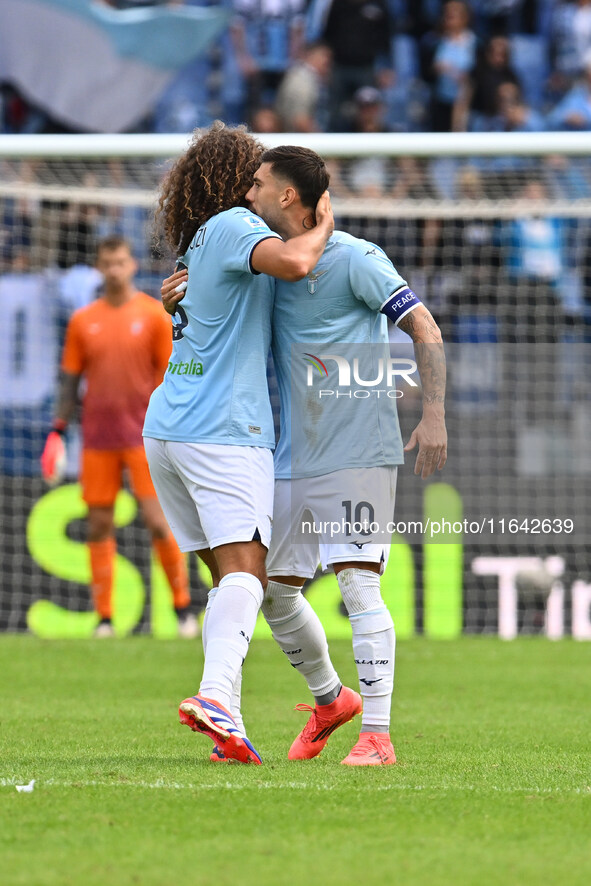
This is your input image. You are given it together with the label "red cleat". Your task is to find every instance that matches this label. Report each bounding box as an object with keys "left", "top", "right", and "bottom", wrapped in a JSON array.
[
  {"left": 341, "top": 732, "right": 396, "bottom": 766},
  {"left": 288, "top": 686, "right": 362, "bottom": 760}
]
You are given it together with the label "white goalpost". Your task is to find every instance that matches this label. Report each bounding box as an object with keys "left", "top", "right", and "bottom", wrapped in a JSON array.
[{"left": 3, "top": 130, "right": 591, "bottom": 213}]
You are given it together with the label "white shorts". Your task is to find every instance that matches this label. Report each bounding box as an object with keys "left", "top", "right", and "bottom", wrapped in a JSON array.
[
  {"left": 144, "top": 438, "right": 273, "bottom": 552},
  {"left": 266, "top": 466, "right": 397, "bottom": 579}
]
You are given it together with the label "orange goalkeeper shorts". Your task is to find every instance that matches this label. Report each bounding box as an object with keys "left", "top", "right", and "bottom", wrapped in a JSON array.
[{"left": 81, "top": 446, "right": 156, "bottom": 507}]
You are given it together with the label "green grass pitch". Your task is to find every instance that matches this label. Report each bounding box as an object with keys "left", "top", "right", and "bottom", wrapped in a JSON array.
[{"left": 1, "top": 635, "right": 590, "bottom": 886}]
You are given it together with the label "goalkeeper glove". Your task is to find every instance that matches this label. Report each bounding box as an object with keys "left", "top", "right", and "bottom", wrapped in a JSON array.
[{"left": 40, "top": 421, "right": 67, "bottom": 486}]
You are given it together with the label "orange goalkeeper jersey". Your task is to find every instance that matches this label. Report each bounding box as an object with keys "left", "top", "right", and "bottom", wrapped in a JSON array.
[{"left": 61, "top": 292, "right": 172, "bottom": 449}]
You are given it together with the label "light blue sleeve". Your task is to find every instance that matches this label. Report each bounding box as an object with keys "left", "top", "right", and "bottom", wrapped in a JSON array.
[
  {"left": 348, "top": 241, "right": 407, "bottom": 309},
  {"left": 348, "top": 241, "right": 422, "bottom": 325},
  {"left": 218, "top": 209, "right": 281, "bottom": 275}
]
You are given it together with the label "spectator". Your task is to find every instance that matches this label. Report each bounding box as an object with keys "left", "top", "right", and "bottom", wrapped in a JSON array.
[
  {"left": 551, "top": 0, "right": 591, "bottom": 80},
  {"left": 249, "top": 105, "right": 283, "bottom": 132},
  {"left": 319, "top": 0, "right": 393, "bottom": 128},
  {"left": 428, "top": 165, "right": 501, "bottom": 324},
  {"left": 468, "top": 35, "right": 519, "bottom": 130},
  {"left": 471, "top": 0, "right": 529, "bottom": 38},
  {"left": 275, "top": 42, "right": 332, "bottom": 131},
  {"left": 500, "top": 178, "right": 564, "bottom": 335},
  {"left": 426, "top": 0, "right": 477, "bottom": 132},
  {"left": 396, "top": 0, "right": 443, "bottom": 39},
  {"left": 499, "top": 178, "right": 567, "bottom": 421},
  {"left": 230, "top": 0, "right": 306, "bottom": 120},
  {"left": 348, "top": 85, "right": 389, "bottom": 132},
  {"left": 54, "top": 191, "right": 101, "bottom": 270},
  {"left": 468, "top": 82, "right": 544, "bottom": 184},
  {"left": 503, "top": 179, "right": 564, "bottom": 281},
  {"left": 338, "top": 87, "right": 392, "bottom": 197},
  {"left": 546, "top": 49, "right": 591, "bottom": 129},
  {"left": 493, "top": 80, "right": 545, "bottom": 131},
  {"left": 97, "top": 161, "right": 153, "bottom": 267},
  {"left": 544, "top": 152, "right": 591, "bottom": 201},
  {"left": 0, "top": 199, "right": 34, "bottom": 273}
]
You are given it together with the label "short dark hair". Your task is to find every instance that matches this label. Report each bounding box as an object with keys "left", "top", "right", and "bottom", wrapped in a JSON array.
[
  {"left": 96, "top": 235, "right": 132, "bottom": 257},
  {"left": 260, "top": 146, "right": 329, "bottom": 210}
]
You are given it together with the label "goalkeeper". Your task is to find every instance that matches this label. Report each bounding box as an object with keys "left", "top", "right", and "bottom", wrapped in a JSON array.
[{"left": 41, "top": 236, "right": 196, "bottom": 638}]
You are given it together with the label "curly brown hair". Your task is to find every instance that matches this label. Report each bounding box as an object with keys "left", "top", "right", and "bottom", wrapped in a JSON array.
[{"left": 155, "top": 121, "right": 265, "bottom": 256}]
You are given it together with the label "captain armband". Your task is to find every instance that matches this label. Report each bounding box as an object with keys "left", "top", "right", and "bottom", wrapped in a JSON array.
[{"left": 380, "top": 286, "right": 422, "bottom": 326}]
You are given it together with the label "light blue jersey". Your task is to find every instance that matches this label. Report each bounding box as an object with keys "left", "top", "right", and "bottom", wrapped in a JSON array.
[
  {"left": 143, "top": 207, "right": 279, "bottom": 447},
  {"left": 434, "top": 33, "right": 476, "bottom": 103},
  {"left": 272, "top": 231, "right": 420, "bottom": 479}
]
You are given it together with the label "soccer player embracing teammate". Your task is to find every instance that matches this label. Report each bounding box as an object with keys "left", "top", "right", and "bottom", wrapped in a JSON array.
[
  {"left": 162, "top": 135, "right": 447, "bottom": 766},
  {"left": 143, "top": 122, "right": 334, "bottom": 764}
]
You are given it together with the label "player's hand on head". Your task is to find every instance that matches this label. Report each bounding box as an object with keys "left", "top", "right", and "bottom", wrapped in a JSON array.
[
  {"left": 404, "top": 417, "right": 447, "bottom": 479},
  {"left": 161, "top": 269, "right": 188, "bottom": 316},
  {"left": 315, "top": 190, "right": 334, "bottom": 238}
]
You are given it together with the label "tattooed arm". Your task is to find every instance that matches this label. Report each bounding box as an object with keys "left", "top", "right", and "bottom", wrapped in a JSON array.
[{"left": 398, "top": 304, "right": 447, "bottom": 479}]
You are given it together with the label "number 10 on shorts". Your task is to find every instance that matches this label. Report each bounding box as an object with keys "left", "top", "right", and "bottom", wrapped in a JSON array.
[{"left": 341, "top": 500, "right": 377, "bottom": 537}]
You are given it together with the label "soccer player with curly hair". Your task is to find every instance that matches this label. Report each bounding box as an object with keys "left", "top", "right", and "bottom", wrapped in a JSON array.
[{"left": 143, "top": 122, "right": 334, "bottom": 764}]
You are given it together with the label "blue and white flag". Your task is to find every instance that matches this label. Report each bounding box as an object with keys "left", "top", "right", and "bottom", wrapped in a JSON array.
[{"left": 0, "top": 0, "right": 230, "bottom": 132}]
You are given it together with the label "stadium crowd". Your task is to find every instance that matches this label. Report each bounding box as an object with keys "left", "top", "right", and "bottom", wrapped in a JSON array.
[
  {"left": 4, "top": 0, "right": 591, "bottom": 309},
  {"left": 1, "top": 0, "right": 591, "bottom": 137}
]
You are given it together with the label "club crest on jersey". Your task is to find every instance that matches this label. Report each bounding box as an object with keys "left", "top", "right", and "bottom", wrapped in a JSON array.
[
  {"left": 306, "top": 269, "right": 327, "bottom": 294},
  {"left": 172, "top": 305, "right": 189, "bottom": 341}
]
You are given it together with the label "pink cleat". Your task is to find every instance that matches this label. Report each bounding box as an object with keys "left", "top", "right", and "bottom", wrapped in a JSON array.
[
  {"left": 288, "top": 686, "right": 362, "bottom": 760},
  {"left": 341, "top": 733, "right": 396, "bottom": 766}
]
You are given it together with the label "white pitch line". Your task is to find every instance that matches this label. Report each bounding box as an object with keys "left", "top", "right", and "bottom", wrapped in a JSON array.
[{"left": 1, "top": 777, "right": 589, "bottom": 794}]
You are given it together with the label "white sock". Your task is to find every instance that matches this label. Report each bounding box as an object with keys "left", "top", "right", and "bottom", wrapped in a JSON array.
[
  {"left": 229, "top": 669, "right": 244, "bottom": 733},
  {"left": 201, "top": 586, "right": 245, "bottom": 732},
  {"left": 199, "top": 572, "right": 263, "bottom": 713},
  {"left": 337, "top": 568, "right": 395, "bottom": 732},
  {"left": 201, "top": 586, "right": 217, "bottom": 655},
  {"left": 261, "top": 580, "right": 341, "bottom": 698}
]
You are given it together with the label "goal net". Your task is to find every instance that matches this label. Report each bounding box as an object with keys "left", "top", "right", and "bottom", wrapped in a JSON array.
[{"left": 1, "top": 131, "right": 590, "bottom": 639}]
